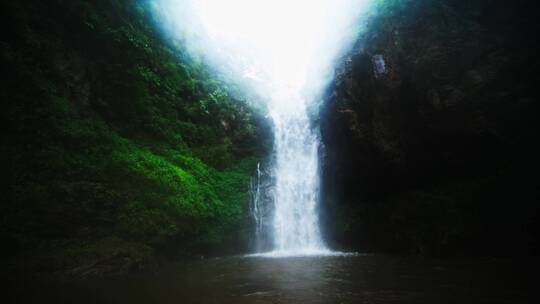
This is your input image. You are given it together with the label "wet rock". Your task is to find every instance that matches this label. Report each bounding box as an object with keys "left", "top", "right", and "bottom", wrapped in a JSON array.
[
  {"left": 372, "top": 54, "right": 386, "bottom": 78},
  {"left": 320, "top": 0, "right": 540, "bottom": 256}
]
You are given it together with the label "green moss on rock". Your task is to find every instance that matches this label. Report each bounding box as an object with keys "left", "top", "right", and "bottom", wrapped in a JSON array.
[{"left": 1, "top": 0, "right": 271, "bottom": 275}]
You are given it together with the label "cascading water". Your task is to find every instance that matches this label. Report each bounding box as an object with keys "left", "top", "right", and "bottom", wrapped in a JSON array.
[{"left": 268, "top": 91, "right": 327, "bottom": 254}]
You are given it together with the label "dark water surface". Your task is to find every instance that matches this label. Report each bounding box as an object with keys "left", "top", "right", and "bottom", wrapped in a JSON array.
[{"left": 14, "top": 254, "right": 540, "bottom": 303}]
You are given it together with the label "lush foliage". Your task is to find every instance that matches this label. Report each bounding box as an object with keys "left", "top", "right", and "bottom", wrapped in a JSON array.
[{"left": 1, "top": 0, "right": 270, "bottom": 274}]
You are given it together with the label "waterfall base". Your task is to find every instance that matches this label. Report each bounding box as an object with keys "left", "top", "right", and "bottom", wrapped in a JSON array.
[{"left": 245, "top": 249, "right": 358, "bottom": 258}]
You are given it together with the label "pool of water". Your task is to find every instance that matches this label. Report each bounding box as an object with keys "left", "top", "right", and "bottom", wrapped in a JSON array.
[{"left": 11, "top": 254, "right": 540, "bottom": 304}]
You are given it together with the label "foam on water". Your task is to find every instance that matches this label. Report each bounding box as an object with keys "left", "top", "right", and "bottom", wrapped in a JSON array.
[{"left": 245, "top": 250, "right": 360, "bottom": 258}]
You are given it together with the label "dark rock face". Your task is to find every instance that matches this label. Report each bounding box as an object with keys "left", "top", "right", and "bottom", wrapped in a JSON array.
[{"left": 320, "top": 0, "right": 540, "bottom": 256}]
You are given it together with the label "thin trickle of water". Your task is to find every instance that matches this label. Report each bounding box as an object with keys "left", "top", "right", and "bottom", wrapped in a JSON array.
[{"left": 249, "top": 163, "right": 264, "bottom": 251}]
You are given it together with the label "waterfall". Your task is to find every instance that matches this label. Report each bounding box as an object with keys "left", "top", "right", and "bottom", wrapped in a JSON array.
[
  {"left": 249, "top": 89, "right": 329, "bottom": 256},
  {"left": 269, "top": 94, "right": 327, "bottom": 254}
]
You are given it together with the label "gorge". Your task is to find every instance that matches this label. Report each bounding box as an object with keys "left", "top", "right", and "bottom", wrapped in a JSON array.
[
  {"left": 152, "top": 0, "right": 375, "bottom": 255},
  {"left": 2, "top": 0, "right": 540, "bottom": 303}
]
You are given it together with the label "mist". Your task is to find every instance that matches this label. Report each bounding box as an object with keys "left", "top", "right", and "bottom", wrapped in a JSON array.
[{"left": 149, "top": 0, "right": 376, "bottom": 107}]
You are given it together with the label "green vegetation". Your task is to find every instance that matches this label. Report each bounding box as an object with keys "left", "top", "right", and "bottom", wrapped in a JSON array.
[{"left": 1, "top": 0, "right": 271, "bottom": 274}]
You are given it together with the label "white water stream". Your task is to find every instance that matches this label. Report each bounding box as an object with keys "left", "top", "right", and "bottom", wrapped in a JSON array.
[{"left": 268, "top": 90, "right": 327, "bottom": 255}]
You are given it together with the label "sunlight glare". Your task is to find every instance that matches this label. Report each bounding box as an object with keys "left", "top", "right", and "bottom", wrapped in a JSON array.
[{"left": 152, "top": 0, "right": 374, "bottom": 104}]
